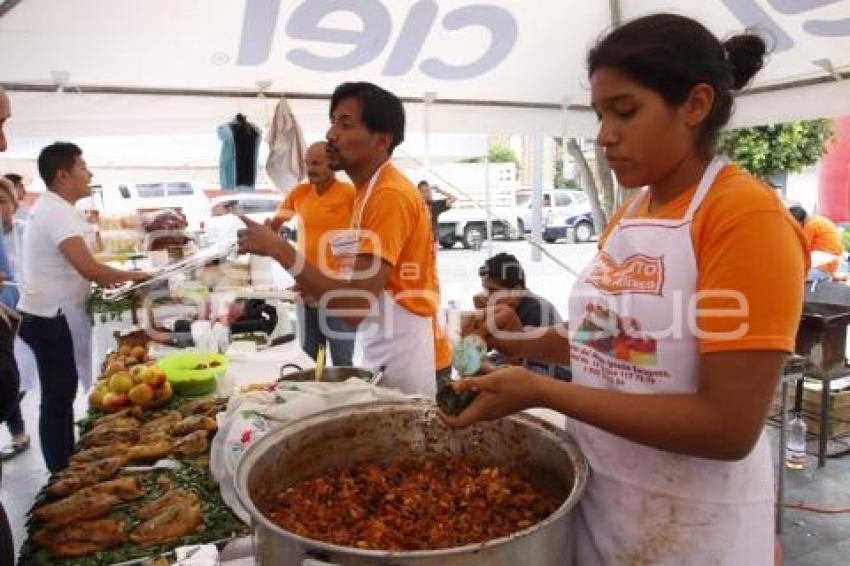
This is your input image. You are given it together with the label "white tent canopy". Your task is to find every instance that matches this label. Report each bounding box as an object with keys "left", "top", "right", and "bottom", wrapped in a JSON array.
[{"left": 1, "top": 0, "right": 849, "bottom": 143}]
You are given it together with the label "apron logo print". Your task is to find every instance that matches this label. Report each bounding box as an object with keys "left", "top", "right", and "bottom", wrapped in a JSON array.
[{"left": 587, "top": 252, "right": 664, "bottom": 295}]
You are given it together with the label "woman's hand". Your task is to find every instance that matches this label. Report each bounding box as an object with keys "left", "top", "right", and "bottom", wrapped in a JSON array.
[
  {"left": 439, "top": 365, "right": 547, "bottom": 428},
  {"left": 477, "top": 304, "right": 527, "bottom": 356},
  {"left": 237, "top": 215, "right": 285, "bottom": 257}
]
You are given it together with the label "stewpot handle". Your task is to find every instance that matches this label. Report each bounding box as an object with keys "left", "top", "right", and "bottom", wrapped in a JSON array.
[{"left": 277, "top": 363, "right": 303, "bottom": 382}]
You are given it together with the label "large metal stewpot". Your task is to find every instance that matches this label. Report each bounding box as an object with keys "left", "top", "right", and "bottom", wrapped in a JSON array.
[
  {"left": 277, "top": 363, "right": 382, "bottom": 385},
  {"left": 235, "top": 400, "right": 588, "bottom": 565}
]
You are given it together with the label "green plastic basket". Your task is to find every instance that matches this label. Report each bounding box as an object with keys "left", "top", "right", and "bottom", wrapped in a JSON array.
[{"left": 157, "top": 351, "right": 228, "bottom": 396}]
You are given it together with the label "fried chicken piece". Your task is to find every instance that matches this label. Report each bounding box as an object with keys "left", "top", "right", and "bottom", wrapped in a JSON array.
[
  {"left": 89, "top": 416, "right": 141, "bottom": 435},
  {"left": 34, "top": 518, "right": 126, "bottom": 558},
  {"left": 92, "top": 406, "right": 143, "bottom": 427},
  {"left": 135, "top": 489, "right": 198, "bottom": 520},
  {"left": 171, "top": 430, "right": 209, "bottom": 457},
  {"left": 171, "top": 415, "right": 218, "bottom": 437},
  {"left": 130, "top": 500, "right": 202, "bottom": 545},
  {"left": 126, "top": 440, "right": 174, "bottom": 462},
  {"left": 70, "top": 443, "right": 130, "bottom": 464},
  {"left": 34, "top": 492, "right": 120, "bottom": 526},
  {"left": 139, "top": 411, "right": 182, "bottom": 439},
  {"left": 48, "top": 457, "right": 129, "bottom": 497},
  {"left": 81, "top": 426, "right": 139, "bottom": 448}
]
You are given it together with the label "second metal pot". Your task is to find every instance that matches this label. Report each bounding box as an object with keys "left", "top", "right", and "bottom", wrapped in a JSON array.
[{"left": 277, "top": 363, "right": 377, "bottom": 384}]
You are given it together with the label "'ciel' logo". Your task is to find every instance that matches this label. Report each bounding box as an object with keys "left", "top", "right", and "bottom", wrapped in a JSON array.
[{"left": 238, "top": 0, "right": 518, "bottom": 80}]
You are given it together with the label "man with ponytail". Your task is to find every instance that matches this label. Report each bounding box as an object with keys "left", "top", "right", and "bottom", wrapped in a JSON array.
[{"left": 442, "top": 14, "right": 807, "bottom": 564}]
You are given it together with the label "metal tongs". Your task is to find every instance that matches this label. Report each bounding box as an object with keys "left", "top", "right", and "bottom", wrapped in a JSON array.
[{"left": 101, "top": 240, "right": 238, "bottom": 302}]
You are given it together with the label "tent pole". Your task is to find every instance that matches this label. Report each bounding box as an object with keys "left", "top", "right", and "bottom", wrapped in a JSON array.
[
  {"left": 609, "top": 0, "right": 622, "bottom": 28},
  {"left": 530, "top": 134, "right": 544, "bottom": 263},
  {"left": 423, "top": 92, "right": 436, "bottom": 180}
]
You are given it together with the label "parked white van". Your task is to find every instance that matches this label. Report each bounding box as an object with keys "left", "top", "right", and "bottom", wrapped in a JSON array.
[{"left": 80, "top": 181, "right": 209, "bottom": 230}]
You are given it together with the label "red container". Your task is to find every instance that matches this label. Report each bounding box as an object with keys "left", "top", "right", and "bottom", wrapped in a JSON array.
[{"left": 818, "top": 117, "right": 850, "bottom": 223}]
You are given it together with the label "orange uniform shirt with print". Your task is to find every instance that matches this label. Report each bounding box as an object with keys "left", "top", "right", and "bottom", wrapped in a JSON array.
[
  {"left": 802, "top": 214, "right": 843, "bottom": 274},
  {"left": 275, "top": 180, "right": 355, "bottom": 272},
  {"left": 600, "top": 164, "right": 807, "bottom": 354},
  {"left": 355, "top": 163, "right": 439, "bottom": 317}
]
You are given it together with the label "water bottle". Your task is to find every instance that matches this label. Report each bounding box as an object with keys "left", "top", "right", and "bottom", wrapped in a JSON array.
[
  {"left": 786, "top": 411, "right": 808, "bottom": 470},
  {"left": 446, "top": 299, "right": 460, "bottom": 343}
]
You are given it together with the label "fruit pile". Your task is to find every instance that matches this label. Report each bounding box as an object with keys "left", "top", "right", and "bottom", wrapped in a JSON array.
[{"left": 89, "top": 343, "right": 173, "bottom": 412}]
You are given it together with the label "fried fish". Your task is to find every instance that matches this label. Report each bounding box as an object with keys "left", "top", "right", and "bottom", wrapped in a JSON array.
[
  {"left": 126, "top": 440, "right": 174, "bottom": 462},
  {"left": 69, "top": 443, "right": 130, "bottom": 465},
  {"left": 171, "top": 415, "right": 218, "bottom": 437},
  {"left": 34, "top": 492, "right": 120, "bottom": 526},
  {"left": 135, "top": 489, "right": 198, "bottom": 520},
  {"left": 139, "top": 411, "right": 182, "bottom": 440},
  {"left": 48, "top": 457, "right": 129, "bottom": 497},
  {"left": 130, "top": 500, "right": 202, "bottom": 545},
  {"left": 82, "top": 476, "right": 145, "bottom": 500},
  {"left": 33, "top": 518, "right": 127, "bottom": 558},
  {"left": 171, "top": 430, "right": 209, "bottom": 457},
  {"left": 92, "top": 406, "right": 142, "bottom": 427},
  {"left": 81, "top": 426, "right": 139, "bottom": 448},
  {"left": 89, "top": 416, "right": 141, "bottom": 435}
]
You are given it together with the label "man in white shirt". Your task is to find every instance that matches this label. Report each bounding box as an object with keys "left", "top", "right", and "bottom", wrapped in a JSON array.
[{"left": 17, "top": 142, "right": 146, "bottom": 472}]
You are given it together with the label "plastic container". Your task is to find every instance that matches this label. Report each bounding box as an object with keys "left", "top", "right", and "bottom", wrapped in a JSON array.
[{"left": 157, "top": 351, "right": 228, "bottom": 396}]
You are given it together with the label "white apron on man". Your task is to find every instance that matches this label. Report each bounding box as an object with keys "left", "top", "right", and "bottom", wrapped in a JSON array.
[
  {"left": 567, "top": 158, "right": 774, "bottom": 565},
  {"left": 330, "top": 164, "right": 436, "bottom": 396}
]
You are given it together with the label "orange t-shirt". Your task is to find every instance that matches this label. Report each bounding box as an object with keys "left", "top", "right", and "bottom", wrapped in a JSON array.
[
  {"left": 356, "top": 163, "right": 440, "bottom": 317},
  {"left": 275, "top": 180, "right": 355, "bottom": 272},
  {"left": 433, "top": 317, "right": 452, "bottom": 371},
  {"left": 600, "top": 164, "right": 807, "bottom": 354},
  {"left": 802, "top": 214, "right": 843, "bottom": 274}
]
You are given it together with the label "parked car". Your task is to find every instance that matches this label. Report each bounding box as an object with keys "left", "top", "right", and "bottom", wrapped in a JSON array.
[
  {"left": 202, "top": 192, "right": 295, "bottom": 245},
  {"left": 542, "top": 211, "right": 596, "bottom": 243},
  {"left": 516, "top": 190, "right": 590, "bottom": 235}
]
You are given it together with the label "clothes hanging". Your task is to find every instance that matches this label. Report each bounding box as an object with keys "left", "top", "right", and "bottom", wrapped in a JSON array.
[
  {"left": 217, "top": 114, "right": 261, "bottom": 191},
  {"left": 266, "top": 98, "right": 307, "bottom": 191}
]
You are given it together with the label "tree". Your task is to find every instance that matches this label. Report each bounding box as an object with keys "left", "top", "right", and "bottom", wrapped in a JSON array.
[
  {"left": 565, "top": 138, "right": 608, "bottom": 233},
  {"left": 719, "top": 119, "right": 834, "bottom": 178},
  {"left": 460, "top": 143, "right": 521, "bottom": 171},
  {"left": 553, "top": 152, "right": 577, "bottom": 189},
  {"left": 487, "top": 143, "right": 520, "bottom": 167}
]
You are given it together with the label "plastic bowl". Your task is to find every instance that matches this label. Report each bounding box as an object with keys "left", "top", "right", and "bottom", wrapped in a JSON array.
[{"left": 157, "top": 351, "right": 228, "bottom": 396}]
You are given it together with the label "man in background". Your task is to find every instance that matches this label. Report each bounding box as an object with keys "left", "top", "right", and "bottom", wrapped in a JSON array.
[
  {"left": 417, "top": 180, "right": 456, "bottom": 249},
  {"left": 789, "top": 205, "right": 843, "bottom": 281},
  {"left": 272, "top": 141, "right": 356, "bottom": 365},
  {"left": 3, "top": 174, "right": 27, "bottom": 218},
  {"left": 472, "top": 252, "right": 570, "bottom": 380}
]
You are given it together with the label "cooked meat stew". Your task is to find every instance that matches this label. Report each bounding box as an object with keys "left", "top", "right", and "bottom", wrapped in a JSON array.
[{"left": 266, "top": 456, "right": 561, "bottom": 551}]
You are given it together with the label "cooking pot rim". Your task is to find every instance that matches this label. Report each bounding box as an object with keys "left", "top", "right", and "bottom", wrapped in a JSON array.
[{"left": 234, "top": 399, "right": 588, "bottom": 558}]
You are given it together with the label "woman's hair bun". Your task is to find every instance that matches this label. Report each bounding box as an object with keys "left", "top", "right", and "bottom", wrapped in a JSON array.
[{"left": 723, "top": 33, "right": 767, "bottom": 90}]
